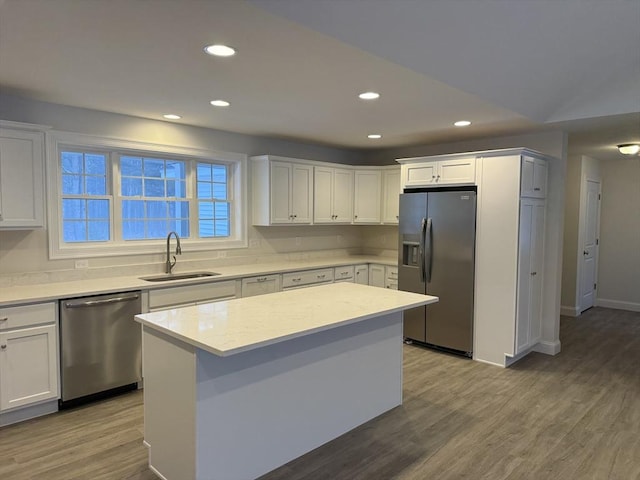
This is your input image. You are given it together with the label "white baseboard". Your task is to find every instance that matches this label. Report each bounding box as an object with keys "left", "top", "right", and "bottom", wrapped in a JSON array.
[
  {"left": 533, "top": 340, "right": 561, "bottom": 356},
  {"left": 595, "top": 298, "right": 640, "bottom": 313},
  {"left": 560, "top": 305, "right": 580, "bottom": 317}
]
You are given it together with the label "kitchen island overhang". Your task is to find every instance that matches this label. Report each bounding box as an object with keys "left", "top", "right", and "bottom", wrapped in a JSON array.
[{"left": 135, "top": 283, "right": 438, "bottom": 480}]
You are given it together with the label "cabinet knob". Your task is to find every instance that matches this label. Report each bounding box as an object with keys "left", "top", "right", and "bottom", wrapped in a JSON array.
[
  {"left": 1, "top": 344, "right": 6, "bottom": 350},
  {"left": 534, "top": 187, "right": 541, "bottom": 191},
  {"left": 0, "top": 317, "right": 7, "bottom": 322},
  {"left": 583, "top": 250, "right": 588, "bottom": 256},
  {"left": 531, "top": 272, "right": 537, "bottom": 276},
  {"left": 293, "top": 214, "right": 297, "bottom": 218},
  {"left": 354, "top": 215, "right": 358, "bottom": 219}
]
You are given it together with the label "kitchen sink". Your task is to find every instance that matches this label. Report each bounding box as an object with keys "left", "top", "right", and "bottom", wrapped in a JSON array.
[{"left": 139, "top": 271, "right": 221, "bottom": 282}]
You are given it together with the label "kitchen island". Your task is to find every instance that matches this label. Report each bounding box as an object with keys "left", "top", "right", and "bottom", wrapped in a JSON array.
[{"left": 135, "top": 282, "right": 437, "bottom": 480}]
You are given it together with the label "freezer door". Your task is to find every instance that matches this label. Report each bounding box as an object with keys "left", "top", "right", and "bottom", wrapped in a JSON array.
[
  {"left": 398, "top": 192, "right": 428, "bottom": 342},
  {"left": 425, "top": 191, "right": 476, "bottom": 353}
]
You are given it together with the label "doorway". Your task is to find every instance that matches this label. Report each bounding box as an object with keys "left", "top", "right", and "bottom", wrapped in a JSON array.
[{"left": 579, "top": 179, "right": 601, "bottom": 313}]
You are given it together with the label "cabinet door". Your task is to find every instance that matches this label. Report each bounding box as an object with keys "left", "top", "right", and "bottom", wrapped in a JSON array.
[
  {"left": 437, "top": 158, "right": 476, "bottom": 185},
  {"left": 313, "top": 167, "right": 334, "bottom": 223},
  {"left": 368, "top": 264, "right": 386, "bottom": 288},
  {"left": 521, "top": 156, "right": 547, "bottom": 198},
  {"left": 528, "top": 203, "right": 545, "bottom": 346},
  {"left": 291, "top": 164, "right": 313, "bottom": 223},
  {"left": 382, "top": 169, "right": 401, "bottom": 224},
  {"left": 0, "top": 325, "right": 58, "bottom": 410},
  {"left": 270, "top": 162, "right": 293, "bottom": 224},
  {"left": 241, "top": 275, "right": 281, "bottom": 298},
  {"left": 332, "top": 168, "right": 354, "bottom": 223},
  {"left": 403, "top": 162, "right": 438, "bottom": 187},
  {"left": 353, "top": 170, "right": 381, "bottom": 224},
  {"left": 0, "top": 128, "right": 45, "bottom": 229},
  {"left": 515, "top": 202, "right": 533, "bottom": 354},
  {"left": 355, "top": 264, "right": 369, "bottom": 285}
]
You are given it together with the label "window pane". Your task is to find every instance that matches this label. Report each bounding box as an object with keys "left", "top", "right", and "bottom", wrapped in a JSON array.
[
  {"left": 122, "top": 200, "right": 144, "bottom": 219},
  {"left": 144, "top": 178, "right": 165, "bottom": 197},
  {"left": 121, "top": 156, "right": 143, "bottom": 176},
  {"left": 144, "top": 158, "right": 165, "bottom": 178},
  {"left": 197, "top": 163, "right": 212, "bottom": 181},
  {"left": 87, "top": 199, "right": 109, "bottom": 219},
  {"left": 213, "top": 184, "right": 227, "bottom": 200},
  {"left": 63, "top": 221, "right": 86, "bottom": 242},
  {"left": 197, "top": 182, "right": 212, "bottom": 199},
  {"left": 62, "top": 199, "right": 86, "bottom": 219},
  {"left": 167, "top": 179, "right": 186, "bottom": 198},
  {"left": 85, "top": 154, "right": 106, "bottom": 175},
  {"left": 166, "top": 161, "right": 186, "bottom": 180},
  {"left": 214, "top": 220, "right": 230, "bottom": 236},
  {"left": 199, "top": 202, "right": 213, "bottom": 219},
  {"left": 215, "top": 202, "right": 229, "bottom": 219},
  {"left": 62, "top": 152, "right": 83, "bottom": 174},
  {"left": 88, "top": 221, "right": 110, "bottom": 241},
  {"left": 212, "top": 165, "right": 226, "bottom": 183},
  {"left": 85, "top": 176, "right": 106, "bottom": 195},
  {"left": 62, "top": 174, "right": 83, "bottom": 195},
  {"left": 121, "top": 177, "right": 143, "bottom": 196},
  {"left": 147, "top": 220, "right": 167, "bottom": 239},
  {"left": 176, "top": 220, "right": 189, "bottom": 237},
  {"left": 147, "top": 201, "right": 167, "bottom": 219},
  {"left": 122, "top": 220, "right": 145, "bottom": 240},
  {"left": 168, "top": 201, "right": 189, "bottom": 218},
  {"left": 199, "top": 219, "right": 214, "bottom": 237}
]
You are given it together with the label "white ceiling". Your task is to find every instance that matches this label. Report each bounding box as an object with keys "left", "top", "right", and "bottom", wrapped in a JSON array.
[{"left": 0, "top": 0, "right": 638, "bottom": 161}]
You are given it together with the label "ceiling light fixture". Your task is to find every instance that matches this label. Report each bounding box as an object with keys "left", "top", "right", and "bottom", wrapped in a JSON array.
[
  {"left": 163, "top": 114, "right": 181, "bottom": 120},
  {"left": 210, "top": 100, "right": 230, "bottom": 107},
  {"left": 367, "top": 134, "right": 382, "bottom": 139},
  {"left": 617, "top": 143, "right": 640, "bottom": 155},
  {"left": 359, "top": 92, "right": 380, "bottom": 100},
  {"left": 203, "top": 44, "right": 236, "bottom": 57},
  {"left": 454, "top": 120, "right": 471, "bottom": 127}
]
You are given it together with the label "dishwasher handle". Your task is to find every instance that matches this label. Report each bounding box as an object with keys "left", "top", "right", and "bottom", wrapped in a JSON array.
[{"left": 63, "top": 293, "right": 141, "bottom": 309}]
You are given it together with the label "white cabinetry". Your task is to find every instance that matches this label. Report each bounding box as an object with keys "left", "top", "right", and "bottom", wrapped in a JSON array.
[
  {"left": 0, "top": 122, "right": 46, "bottom": 229},
  {"left": 515, "top": 199, "right": 545, "bottom": 354},
  {"left": 241, "top": 275, "right": 281, "bottom": 298},
  {"left": 0, "top": 302, "right": 58, "bottom": 412},
  {"left": 354, "top": 264, "right": 369, "bottom": 285},
  {"left": 282, "top": 268, "right": 334, "bottom": 290},
  {"left": 520, "top": 156, "right": 548, "bottom": 198},
  {"left": 251, "top": 156, "right": 313, "bottom": 225},
  {"left": 353, "top": 170, "right": 381, "bottom": 224},
  {"left": 384, "top": 266, "right": 398, "bottom": 290},
  {"left": 334, "top": 265, "right": 355, "bottom": 283},
  {"left": 148, "top": 281, "right": 238, "bottom": 311},
  {"left": 399, "top": 156, "right": 476, "bottom": 188},
  {"left": 314, "top": 166, "right": 353, "bottom": 223},
  {"left": 382, "top": 168, "right": 401, "bottom": 224},
  {"left": 368, "top": 264, "right": 386, "bottom": 288}
]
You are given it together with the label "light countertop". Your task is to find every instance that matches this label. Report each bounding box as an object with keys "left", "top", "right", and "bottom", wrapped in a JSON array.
[
  {"left": 135, "top": 282, "right": 437, "bottom": 357},
  {"left": 0, "top": 255, "right": 397, "bottom": 306}
]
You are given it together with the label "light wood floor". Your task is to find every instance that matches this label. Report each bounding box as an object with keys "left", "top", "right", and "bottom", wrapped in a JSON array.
[{"left": 1, "top": 307, "right": 638, "bottom": 480}]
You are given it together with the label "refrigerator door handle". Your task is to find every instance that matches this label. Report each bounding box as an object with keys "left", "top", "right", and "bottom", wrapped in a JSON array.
[
  {"left": 419, "top": 217, "right": 427, "bottom": 283},
  {"left": 426, "top": 217, "right": 433, "bottom": 283}
]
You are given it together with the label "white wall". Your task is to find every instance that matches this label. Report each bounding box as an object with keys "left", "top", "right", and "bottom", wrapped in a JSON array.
[{"left": 597, "top": 157, "right": 640, "bottom": 311}]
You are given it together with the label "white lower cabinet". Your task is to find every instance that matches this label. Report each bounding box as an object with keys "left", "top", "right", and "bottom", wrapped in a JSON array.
[
  {"left": 282, "top": 268, "right": 334, "bottom": 290},
  {"left": 354, "top": 264, "right": 369, "bottom": 285},
  {"left": 0, "top": 302, "right": 58, "bottom": 412},
  {"left": 241, "top": 275, "right": 281, "bottom": 298},
  {"left": 334, "top": 265, "right": 355, "bottom": 283},
  {"left": 385, "top": 266, "right": 398, "bottom": 290},
  {"left": 148, "top": 281, "right": 238, "bottom": 311},
  {"left": 368, "top": 264, "right": 386, "bottom": 288}
]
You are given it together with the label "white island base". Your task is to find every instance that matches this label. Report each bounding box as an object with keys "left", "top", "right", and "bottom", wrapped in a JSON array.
[{"left": 137, "top": 283, "right": 436, "bottom": 480}]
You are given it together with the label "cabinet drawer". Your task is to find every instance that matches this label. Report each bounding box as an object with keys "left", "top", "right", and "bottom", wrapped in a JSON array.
[
  {"left": 241, "top": 274, "right": 281, "bottom": 298},
  {"left": 149, "top": 281, "right": 237, "bottom": 309},
  {"left": 385, "top": 266, "right": 398, "bottom": 279},
  {"left": 0, "top": 302, "right": 56, "bottom": 331},
  {"left": 334, "top": 265, "right": 355, "bottom": 281},
  {"left": 282, "top": 268, "right": 334, "bottom": 289}
]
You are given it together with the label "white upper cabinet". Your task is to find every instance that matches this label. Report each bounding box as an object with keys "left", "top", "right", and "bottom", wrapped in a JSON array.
[
  {"left": 353, "top": 170, "right": 381, "bottom": 224},
  {"left": 382, "top": 168, "right": 401, "bottom": 224},
  {"left": 314, "top": 166, "right": 353, "bottom": 224},
  {"left": 0, "top": 122, "right": 46, "bottom": 229},
  {"left": 520, "top": 156, "right": 548, "bottom": 198},
  {"left": 251, "top": 156, "right": 313, "bottom": 225},
  {"left": 399, "top": 156, "right": 476, "bottom": 188}
]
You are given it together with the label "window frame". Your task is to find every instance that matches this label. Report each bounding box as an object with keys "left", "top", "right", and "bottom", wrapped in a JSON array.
[{"left": 47, "top": 131, "right": 247, "bottom": 259}]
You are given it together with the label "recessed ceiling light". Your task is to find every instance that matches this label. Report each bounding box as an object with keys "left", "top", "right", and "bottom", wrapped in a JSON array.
[
  {"left": 210, "top": 100, "right": 230, "bottom": 107},
  {"left": 617, "top": 144, "right": 640, "bottom": 155},
  {"left": 359, "top": 92, "right": 380, "bottom": 100},
  {"left": 203, "top": 44, "right": 236, "bottom": 57},
  {"left": 163, "top": 114, "right": 181, "bottom": 120},
  {"left": 367, "top": 134, "right": 382, "bottom": 139},
  {"left": 454, "top": 120, "right": 472, "bottom": 127}
]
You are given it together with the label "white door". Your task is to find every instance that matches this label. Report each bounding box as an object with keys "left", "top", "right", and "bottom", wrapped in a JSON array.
[
  {"left": 270, "top": 162, "right": 292, "bottom": 224},
  {"left": 382, "top": 169, "right": 401, "bottom": 224},
  {"left": 580, "top": 180, "right": 601, "bottom": 312},
  {"left": 353, "top": 170, "right": 381, "bottom": 224}
]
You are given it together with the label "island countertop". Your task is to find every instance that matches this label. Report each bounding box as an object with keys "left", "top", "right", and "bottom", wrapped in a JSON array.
[{"left": 135, "top": 282, "right": 438, "bottom": 357}]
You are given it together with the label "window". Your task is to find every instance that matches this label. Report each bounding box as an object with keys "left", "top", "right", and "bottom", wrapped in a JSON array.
[{"left": 47, "top": 132, "right": 246, "bottom": 259}]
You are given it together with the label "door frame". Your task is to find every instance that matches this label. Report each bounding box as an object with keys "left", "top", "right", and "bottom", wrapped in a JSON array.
[{"left": 576, "top": 174, "right": 602, "bottom": 314}]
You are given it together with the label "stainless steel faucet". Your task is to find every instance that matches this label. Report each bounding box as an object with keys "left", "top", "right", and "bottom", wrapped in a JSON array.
[{"left": 165, "top": 231, "right": 182, "bottom": 274}]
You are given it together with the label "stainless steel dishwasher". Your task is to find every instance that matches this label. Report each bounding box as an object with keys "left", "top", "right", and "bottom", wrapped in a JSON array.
[{"left": 59, "top": 291, "right": 142, "bottom": 408}]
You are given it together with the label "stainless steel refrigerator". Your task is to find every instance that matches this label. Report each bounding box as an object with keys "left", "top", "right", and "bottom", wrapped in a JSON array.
[{"left": 398, "top": 188, "right": 476, "bottom": 356}]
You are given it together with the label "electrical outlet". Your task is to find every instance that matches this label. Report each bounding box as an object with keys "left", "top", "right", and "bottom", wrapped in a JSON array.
[
  {"left": 74, "top": 259, "right": 89, "bottom": 269},
  {"left": 295, "top": 237, "right": 301, "bottom": 246}
]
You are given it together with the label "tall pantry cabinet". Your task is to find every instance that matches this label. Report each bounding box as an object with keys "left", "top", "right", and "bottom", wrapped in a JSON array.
[{"left": 474, "top": 152, "right": 548, "bottom": 366}]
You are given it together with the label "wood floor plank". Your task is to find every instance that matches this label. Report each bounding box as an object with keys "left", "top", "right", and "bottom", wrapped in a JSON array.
[{"left": 0, "top": 307, "right": 637, "bottom": 479}]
